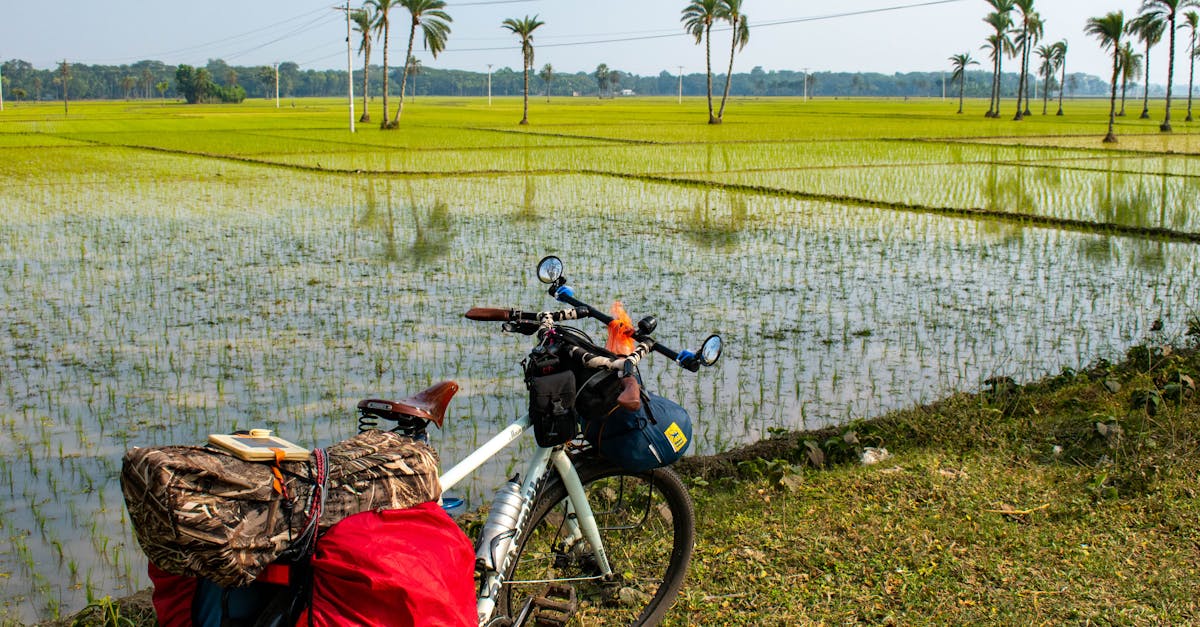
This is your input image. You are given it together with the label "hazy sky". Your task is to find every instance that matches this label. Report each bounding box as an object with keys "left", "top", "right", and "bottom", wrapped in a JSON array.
[{"left": 0, "top": 0, "right": 1171, "bottom": 80}]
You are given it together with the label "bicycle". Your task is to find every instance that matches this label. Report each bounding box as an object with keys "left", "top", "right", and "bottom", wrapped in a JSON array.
[{"left": 359, "top": 256, "right": 722, "bottom": 626}]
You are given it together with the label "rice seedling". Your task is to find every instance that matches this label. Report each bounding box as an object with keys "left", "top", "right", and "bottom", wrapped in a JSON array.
[{"left": 1, "top": 97, "right": 1197, "bottom": 621}]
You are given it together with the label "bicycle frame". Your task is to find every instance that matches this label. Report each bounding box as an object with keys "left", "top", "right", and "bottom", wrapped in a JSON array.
[{"left": 439, "top": 414, "right": 613, "bottom": 626}]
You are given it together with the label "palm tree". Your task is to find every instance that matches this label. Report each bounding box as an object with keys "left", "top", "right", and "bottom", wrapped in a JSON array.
[
  {"left": 1182, "top": 10, "right": 1199, "bottom": 121},
  {"left": 1034, "top": 44, "right": 1057, "bottom": 115},
  {"left": 1086, "top": 11, "right": 1127, "bottom": 143},
  {"left": 351, "top": 7, "right": 374, "bottom": 123},
  {"left": 982, "top": 2, "right": 1014, "bottom": 118},
  {"left": 1126, "top": 11, "right": 1165, "bottom": 120},
  {"left": 405, "top": 55, "right": 423, "bottom": 98},
  {"left": 392, "top": 0, "right": 451, "bottom": 126},
  {"left": 681, "top": 0, "right": 723, "bottom": 124},
  {"left": 1138, "top": 0, "right": 1198, "bottom": 131},
  {"left": 366, "top": 0, "right": 399, "bottom": 128},
  {"left": 595, "top": 63, "right": 609, "bottom": 98},
  {"left": 715, "top": 0, "right": 749, "bottom": 122},
  {"left": 1054, "top": 39, "right": 1068, "bottom": 115},
  {"left": 949, "top": 52, "right": 979, "bottom": 114},
  {"left": 539, "top": 63, "right": 554, "bottom": 102},
  {"left": 1118, "top": 42, "right": 1144, "bottom": 116},
  {"left": 501, "top": 15, "right": 544, "bottom": 125},
  {"left": 1011, "top": 0, "right": 1039, "bottom": 120}
]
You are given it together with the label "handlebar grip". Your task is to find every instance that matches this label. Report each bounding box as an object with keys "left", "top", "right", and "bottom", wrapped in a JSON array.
[{"left": 464, "top": 308, "right": 511, "bottom": 321}]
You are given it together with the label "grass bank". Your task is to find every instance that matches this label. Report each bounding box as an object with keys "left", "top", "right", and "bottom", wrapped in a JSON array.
[{"left": 59, "top": 330, "right": 1200, "bottom": 626}]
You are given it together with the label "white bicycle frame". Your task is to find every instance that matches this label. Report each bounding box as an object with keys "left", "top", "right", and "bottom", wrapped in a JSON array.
[{"left": 439, "top": 413, "right": 614, "bottom": 626}]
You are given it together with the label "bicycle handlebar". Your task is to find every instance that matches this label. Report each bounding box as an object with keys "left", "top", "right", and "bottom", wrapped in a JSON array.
[{"left": 463, "top": 287, "right": 702, "bottom": 372}]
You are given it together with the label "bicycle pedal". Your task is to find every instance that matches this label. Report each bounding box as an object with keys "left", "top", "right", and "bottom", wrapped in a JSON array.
[{"left": 528, "top": 584, "right": 578, "bottom": 627}]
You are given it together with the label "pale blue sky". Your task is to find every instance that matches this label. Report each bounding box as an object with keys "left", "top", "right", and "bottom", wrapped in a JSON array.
[{"left": 0, "top": 1, "right": 1168, "bottom": 80}]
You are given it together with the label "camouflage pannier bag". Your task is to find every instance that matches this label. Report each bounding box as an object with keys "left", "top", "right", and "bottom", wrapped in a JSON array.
[{"left": 121, "top": 429, "right": 440, "bottom": 587}]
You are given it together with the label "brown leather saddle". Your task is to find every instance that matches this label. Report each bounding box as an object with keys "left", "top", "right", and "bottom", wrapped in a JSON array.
[{"left": 357, "top": 381, "right": 459, "bottom": 429}]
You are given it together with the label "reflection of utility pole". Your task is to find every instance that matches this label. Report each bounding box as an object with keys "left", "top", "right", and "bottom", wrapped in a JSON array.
[
  {"left": 677, "top": 65, "right": 683, "bottom": 104},
  {"left": 341, "top": 2, "right": 355, "bottom": 132},
  {"left": 274, "top": 62, "right": 280, "bottom": 108},
  {"left": 803, "top": 67, "right": 809, "bottom": 102},
  {"left": 487, "top": 64, "right": 493, "bottom": 105}
]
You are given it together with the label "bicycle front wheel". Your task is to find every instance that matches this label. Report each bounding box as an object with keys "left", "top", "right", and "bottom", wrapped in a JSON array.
[{"left": 500, "top": 457, "right": 695, "bottom": 626}]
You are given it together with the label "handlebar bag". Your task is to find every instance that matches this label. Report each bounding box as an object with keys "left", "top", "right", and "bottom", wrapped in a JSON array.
[
  {"left": 581, "top": 393, "right": 693, "bottom": 472},
  {"left": 121, "top": 430, "right": 441, "bottom": 587},
  {"left": 525, "top": 347, "right": 579, "bottom": 447}
]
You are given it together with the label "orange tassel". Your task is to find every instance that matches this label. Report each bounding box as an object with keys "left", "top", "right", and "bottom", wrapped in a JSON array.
[{"left": 606, "top": 301, "right": 635, "bottom": 355}]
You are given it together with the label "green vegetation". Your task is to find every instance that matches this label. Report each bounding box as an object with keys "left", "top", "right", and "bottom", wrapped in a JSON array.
[
  {"left": 2, "top": 97, "right": 1198, "bottom": 624},
  {"left": 672, "top": 341, "right": 1200, "bottom": 624}
]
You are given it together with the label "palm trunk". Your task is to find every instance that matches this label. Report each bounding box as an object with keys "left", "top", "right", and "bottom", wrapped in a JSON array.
[
  {"left": 716, "top": 16, "right": 738, "bottom": 122},
  {"left": 1188, "top": 34, "right": 1196, "bottom": 122},
  {"left": 1141, "top": 45, "right": 1152, "bottom": 119},
  {"left": 1015, "top": 30, "right": 1028, "bottom": 120},
  {"left": 1161, "top": 16, "right": 1177, "bottom": 132},
  {"left": 1105, "top": 55, "right": 1120, "bottom": 143},
  {"left": 1120, "top": 73, "right": 1129, "bottom": 116},
  {"left": 1042, "top": 71, "right": 1050, "bottom": 115},
  {"left": 360, "top": 44, "right": 371, "bottom": 123},
  {"left": 958, "top": 77, "right": 965, "bottom": 114},
  {"left": 394, "top": 19, "right": 417, "bottom": 126},
  {"left": 1023, "top": 40, "right": 1033, "bottom": 115},
  {"left": 520, "top": 53, "right": 530, "bottom": 124},
  {"left": 380, "top": 23, "right": 391, "bottom": 128},
  {"left": 705, "top": 22, "right": 716, "bottom": 124},
  {"left": 1057, "top": 55, "right": 1066, "bottom": 115},
  {"left": 994, "top": 54, "right": 1004, "bottom": 118},
  {"left": 988, "top": 53, "right": 999, "bottom": 117}
]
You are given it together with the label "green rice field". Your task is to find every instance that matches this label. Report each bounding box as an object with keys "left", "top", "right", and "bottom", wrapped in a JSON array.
[{"left": 1, "top": 96, "right": 1198, "bottom": 623}]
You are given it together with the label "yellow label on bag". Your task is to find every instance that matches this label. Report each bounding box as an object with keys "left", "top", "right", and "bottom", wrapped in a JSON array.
[{"left": 664, "top": 422, "right": 688, "bottom": 453}]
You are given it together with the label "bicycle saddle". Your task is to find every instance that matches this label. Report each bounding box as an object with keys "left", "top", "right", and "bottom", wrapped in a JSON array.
[{"left": 357, "top": 381, "right": 459, "bottom": 428}]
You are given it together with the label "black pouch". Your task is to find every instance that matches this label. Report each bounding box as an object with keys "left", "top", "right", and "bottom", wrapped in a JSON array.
[{"left": 525, "top": 348, "right": 578, "bottom": 447}]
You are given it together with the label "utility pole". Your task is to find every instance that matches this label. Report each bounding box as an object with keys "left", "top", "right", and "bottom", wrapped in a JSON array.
[
  {"left": 487, "top": 64, "right": 493, "bottom": 106},
  {"left": 274, "top": 62, "right": 280, "bottom": 108},
  {"left": 677, "top": 65, "right": 683, "bottom": 104},
  {"left": 60, "top": 60, "right": 69, "bottom": 115},
  {"left": 0, "top": 61, "right": 5, "bottom": 111},
  {"left": 803, "top": 67, "right": 809, "bottom": 102},
  {"left": 342, "top": 2, "right": 355, "bottom": 132}
]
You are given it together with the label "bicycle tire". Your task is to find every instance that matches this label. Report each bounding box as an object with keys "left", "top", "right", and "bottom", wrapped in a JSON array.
[{"left": 498, "top": 456, "right": 695, "bottom": 626}]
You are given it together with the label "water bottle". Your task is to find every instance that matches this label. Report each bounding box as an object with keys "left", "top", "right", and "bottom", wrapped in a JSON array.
[{"left": 475, "top": 476, "right": 525, "bottom": 572}]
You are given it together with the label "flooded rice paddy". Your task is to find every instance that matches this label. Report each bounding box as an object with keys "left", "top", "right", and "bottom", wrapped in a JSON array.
[{"left": 1, "top": 99, "right": 1198, "bottom": 622}]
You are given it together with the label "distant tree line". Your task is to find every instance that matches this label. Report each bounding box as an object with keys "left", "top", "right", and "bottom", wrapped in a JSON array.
[{"left": 0, "top": 57, "right": 1131, "bottom": 104}]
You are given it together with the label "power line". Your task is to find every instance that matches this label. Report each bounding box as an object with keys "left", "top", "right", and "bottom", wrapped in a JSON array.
[
  {"left": 442, "top": 0, "right": 969, "bottom": 54},
  {"left": 88, "top": 4, "right": 334, "bottom": 64}
]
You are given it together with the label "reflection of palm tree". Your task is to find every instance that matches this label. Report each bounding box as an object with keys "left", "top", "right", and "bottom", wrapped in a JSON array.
[
  {"left": 1087, "top": 10, "right": 1127, "bottom": 143},
  {"left": 1118, "top": 42, "right": 1143, "bottom": 117},
  {"left": 681, "top": 0, "right": 723, "bottom": 124},
  {"left": 351, "top": 8, "right": 374, "bottom": 123},
  {"left": 502, "top": 15, "right": 544, "bottom": 125},
  {"left": 1126, "top": 12, "right": 1164, "bottom": 121},
  {"left": 949, "top": 52, "right": 979, "bottom": 114},
  {"left": 715, "top": 0, "right": 749, "bottom": 122},
  {"left": 394, "top": 0, "right": 451, "bottom": 126}
]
